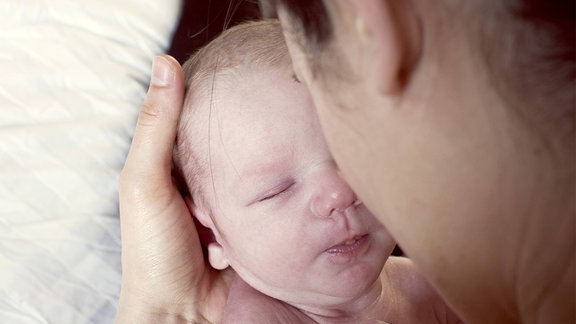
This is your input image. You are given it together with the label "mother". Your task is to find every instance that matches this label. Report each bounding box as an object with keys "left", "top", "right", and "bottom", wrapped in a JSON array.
[{"left": 115, "top": 0, "right": 574, "bottom": 323}]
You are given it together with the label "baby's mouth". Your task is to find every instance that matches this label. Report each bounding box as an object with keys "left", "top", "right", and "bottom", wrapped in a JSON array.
[{"left": 325, "top": 234, "right": 368, "bottom": 254}]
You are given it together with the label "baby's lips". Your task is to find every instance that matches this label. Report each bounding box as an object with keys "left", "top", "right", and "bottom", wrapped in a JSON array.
[{"left": 325, "top": 234, "right": 368, "bottom": 254}]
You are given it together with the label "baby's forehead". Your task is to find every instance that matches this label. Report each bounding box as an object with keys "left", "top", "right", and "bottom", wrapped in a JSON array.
[
  {"left": 182, "top": 62, "right": 308, "bottom": 165},
  {"left": 190, "top": 65, "right": 292, "bottom": 112}
]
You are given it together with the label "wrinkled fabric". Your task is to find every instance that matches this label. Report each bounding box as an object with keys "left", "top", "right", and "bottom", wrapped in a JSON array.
[{"left": 0, "top": 0, "right": 182, "bottom": 322}]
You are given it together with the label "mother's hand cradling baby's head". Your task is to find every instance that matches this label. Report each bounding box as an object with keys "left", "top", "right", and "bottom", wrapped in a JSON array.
[{"left": 115, "top": 55, "right": 233, "bottom": 324}]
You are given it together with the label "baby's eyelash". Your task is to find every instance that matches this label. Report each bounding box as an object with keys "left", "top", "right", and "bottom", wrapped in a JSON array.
[{"left": 259, "top": 183, "right": 294, "bottom": 202}]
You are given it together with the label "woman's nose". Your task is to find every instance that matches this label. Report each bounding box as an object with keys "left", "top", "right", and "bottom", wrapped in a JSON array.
[{"left": 310, "top": 171, "right": 357, "bottom": 218}]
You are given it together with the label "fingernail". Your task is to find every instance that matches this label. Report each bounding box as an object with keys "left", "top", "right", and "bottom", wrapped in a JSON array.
[{"left": 151, "top": 56, "right": 173, "bottom": 87}]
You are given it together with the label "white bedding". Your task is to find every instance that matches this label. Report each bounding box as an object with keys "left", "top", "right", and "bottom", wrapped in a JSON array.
[{"left": 0, "top": 1, "right": 182, "bottom": 322}]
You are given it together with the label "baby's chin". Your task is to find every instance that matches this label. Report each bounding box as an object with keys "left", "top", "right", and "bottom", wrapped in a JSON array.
[{"left": 319, "top": 236, "right": 388, "bottom": 296}]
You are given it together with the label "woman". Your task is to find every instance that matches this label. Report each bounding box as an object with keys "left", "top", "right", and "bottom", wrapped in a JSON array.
[{"left": 115, "top": 0, "right": 574, "bottom": 323}]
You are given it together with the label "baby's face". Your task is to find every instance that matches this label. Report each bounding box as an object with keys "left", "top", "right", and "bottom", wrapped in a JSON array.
[{"left": 195, "top": 65, "right": 395, "bottom": 307}]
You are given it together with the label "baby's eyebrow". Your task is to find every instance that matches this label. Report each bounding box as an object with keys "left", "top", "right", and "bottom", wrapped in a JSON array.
[
  {"left": 240, "top": 159, "right": 286, "bottom": 179},
  {"left": 232, "top": 163, "right": 283, "bottom": 200},
  {"left": 233, "top": 147, "right": 296, "bottom": 189}
]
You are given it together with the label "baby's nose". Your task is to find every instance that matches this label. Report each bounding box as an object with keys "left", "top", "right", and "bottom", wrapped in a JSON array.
[{"left": 310, "top": 172, "right": 357, "bottom": 218}]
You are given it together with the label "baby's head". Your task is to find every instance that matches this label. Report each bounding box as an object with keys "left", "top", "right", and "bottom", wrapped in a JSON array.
[
  {"left": 174, "top": 20, "right": 395, "bottom": 310},
  {"left": 175, "top": 20, "right": 291, "bottom": 210}
]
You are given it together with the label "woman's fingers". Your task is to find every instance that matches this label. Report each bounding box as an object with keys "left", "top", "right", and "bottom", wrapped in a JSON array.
[
  {"left": 119, "top": 55, "right": 185, "bottom": 214},
  {"left": 118, "top": 54, "right": 187, "bottom": 252},
  {"left": 123, "top": 55, "right": 184, "bottom": 184},
  {"left": 117, "top": 54, "right": 193, "bottom": 293},
  {"left": 116, "top": 55, "right": 233, "bottom": 322}
]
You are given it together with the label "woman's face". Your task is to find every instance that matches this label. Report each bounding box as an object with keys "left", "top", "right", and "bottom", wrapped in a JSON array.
[
  {"left": 268, "top": 2, "right": 574, "bottom": 323},
  {"left": 197, "top": 66, "right": 394, "bottom": 307},
  {"left": 276, "top": 2, "right": 540, "bottom": 311}
]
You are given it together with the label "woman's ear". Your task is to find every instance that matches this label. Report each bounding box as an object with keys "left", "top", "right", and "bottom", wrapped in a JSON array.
[
  {"left": 184, "top": 196, "right": 230, "bottom": 270},
  {"left": 346, "top": 0, "right": 421, "bottom": 95}
]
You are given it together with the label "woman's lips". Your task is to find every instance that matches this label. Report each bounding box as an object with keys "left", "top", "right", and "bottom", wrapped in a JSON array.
[{"left": 325, "top": 234, "right": 369, "bottom": 255}]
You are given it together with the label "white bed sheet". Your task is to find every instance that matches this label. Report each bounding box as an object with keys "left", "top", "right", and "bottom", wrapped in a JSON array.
[{"left": 0, "top": 1, "right": 182, "bottom": 322}]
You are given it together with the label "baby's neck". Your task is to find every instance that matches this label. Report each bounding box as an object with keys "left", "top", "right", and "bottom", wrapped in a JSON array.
[
  {"left": 294, "top": 274, "right": 388, "bottom": 323},
  {"left": 295, "top": 256, "right": 454, "bottom": 323}
]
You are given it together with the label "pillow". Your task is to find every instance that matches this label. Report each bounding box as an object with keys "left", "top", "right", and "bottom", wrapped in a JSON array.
[{"left": 0, "top": 0, "right": 182, "bottom": 322}]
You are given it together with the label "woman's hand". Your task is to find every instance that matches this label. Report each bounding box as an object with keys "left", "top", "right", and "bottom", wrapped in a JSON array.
[{"left": 115, "top": 55, "right": 232, "bottom": 323}]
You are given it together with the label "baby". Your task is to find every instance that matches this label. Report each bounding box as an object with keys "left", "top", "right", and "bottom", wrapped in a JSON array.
[{"left": 174, "top": 20, "right": 460, "bottom": 323}]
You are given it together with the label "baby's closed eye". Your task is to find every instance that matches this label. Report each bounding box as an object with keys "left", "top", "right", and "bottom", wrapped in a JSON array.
[{"left": 258, "top": 182, "right": 295, "bottom": 202}]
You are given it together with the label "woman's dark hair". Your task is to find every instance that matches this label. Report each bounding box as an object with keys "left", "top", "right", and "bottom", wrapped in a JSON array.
[
  {"left": 516, "top": 0, "right": 575, "bottom": 67},
  {"left": 260, "top": 0, "right": 332, "bottom": 55},
  {"left": 262, "top": 0, "right": 574, "bottom": 65}
]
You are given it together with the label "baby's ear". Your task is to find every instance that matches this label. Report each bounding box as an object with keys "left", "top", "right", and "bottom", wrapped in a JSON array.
[
  {"left": 206, "top": 243, "right": 230, "bottom": 270},
  {"left": 184, "top": 196, "right": 230, "bottom": 270},
  {"left": 184, "top": 196, "right": 213, "bottom": 229}
]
